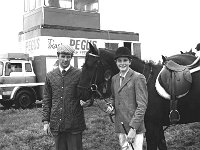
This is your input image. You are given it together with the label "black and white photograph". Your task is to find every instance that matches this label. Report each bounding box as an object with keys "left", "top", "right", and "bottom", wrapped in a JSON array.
[{"left": 0, "top": 0, "right": 200, "bottom": 150}]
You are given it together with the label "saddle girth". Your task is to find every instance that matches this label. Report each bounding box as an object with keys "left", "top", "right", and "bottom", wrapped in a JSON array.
[{"left": 169, "top": 71, "right": 180, "bottom": 124}]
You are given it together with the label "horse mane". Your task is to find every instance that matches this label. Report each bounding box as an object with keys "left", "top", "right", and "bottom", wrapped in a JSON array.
[
  {"left": 168, "top": 54, "right": 197, "bottom": 59},
  {"left": 99, "top": 48, "right": 163, "bottom": 70},
  {"left": 99, "top": 48, "right": 115, "bottom": 61},
  {"left": 99, "top": 48, "right": 119, "bottom": 72},
  {"left": 166, "top": 54, "right": 197, "bottom": 63}
]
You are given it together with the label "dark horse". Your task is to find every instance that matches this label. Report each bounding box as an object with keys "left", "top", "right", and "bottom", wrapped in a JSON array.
[{"left": 77, "top": 43, "right": 200, "bottom": 150}]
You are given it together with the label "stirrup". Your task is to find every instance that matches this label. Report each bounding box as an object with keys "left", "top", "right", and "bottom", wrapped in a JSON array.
[{"left": 169, "top": 110, "right": 180, "bottom": 124}]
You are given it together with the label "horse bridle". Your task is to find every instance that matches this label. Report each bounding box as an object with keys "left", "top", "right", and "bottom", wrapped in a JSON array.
[
  {"left": 77, "top": 52, "right": 105, "bottom": 98},
  {"left": 89, "top": 57, "right": 104, "bottom": 98}
]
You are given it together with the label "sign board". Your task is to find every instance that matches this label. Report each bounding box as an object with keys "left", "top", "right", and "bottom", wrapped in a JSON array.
[{"left": 21, "top": 36, "right": 138, "bottom": 57}]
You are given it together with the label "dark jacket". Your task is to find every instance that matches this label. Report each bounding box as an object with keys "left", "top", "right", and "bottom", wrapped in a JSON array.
[
  {"left": 111, "top": 69, "right": 148, "bottom": 134},
  {"left": 42, "top": 67, "right": 86, "bottom": 135}
]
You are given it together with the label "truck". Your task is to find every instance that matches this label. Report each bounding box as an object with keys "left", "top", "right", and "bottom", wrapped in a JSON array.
[{"left": 0, "top": 53, "right": 57, "bottom": 108}]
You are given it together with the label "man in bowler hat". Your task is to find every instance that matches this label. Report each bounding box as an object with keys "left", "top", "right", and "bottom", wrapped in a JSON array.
[{"left": 107, "top": 47, "right": 148, "bottom": 150}]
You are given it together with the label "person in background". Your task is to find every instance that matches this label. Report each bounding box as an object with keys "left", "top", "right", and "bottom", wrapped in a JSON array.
[
  {"left": 42, "top": 44, "right": 91, "bottom": 150},
  {"left": 195, "top": 43, "right": 200, "bottom": 57},
  {"left": 107, "top": 47, "right": 148, "bottom": 150}
]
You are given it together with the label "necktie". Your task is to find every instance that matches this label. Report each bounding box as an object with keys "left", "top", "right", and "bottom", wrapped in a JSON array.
[
  {"left": 62, "top": 70, "right": 66, "bottom": 76},
  {"left": 120, "top": 76, "right": 124, "bottom": 87}
]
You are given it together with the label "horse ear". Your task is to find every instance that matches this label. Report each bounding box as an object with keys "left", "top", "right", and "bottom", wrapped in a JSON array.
[
  {"left": 104, "top": 70, "right": 112, "bottom": 81},
  {"left": 162, "top": 55, "right": 167, "bottom": 63},
  {"left": 89, "top": 42, "right": 98, "bottom": 55},
  {"left": 88, "top": 42, "right": 93, "bottom": 52}
]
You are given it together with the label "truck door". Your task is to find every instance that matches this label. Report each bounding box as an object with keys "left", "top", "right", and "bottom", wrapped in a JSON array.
[
  {"left": 4, "top": 62, "right": 25, "bottom": 84},
  {"left": 25, "top": 62, "right": 36, "bottom": 83}
]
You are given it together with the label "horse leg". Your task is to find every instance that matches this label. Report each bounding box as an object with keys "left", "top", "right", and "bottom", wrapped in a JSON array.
[
  {"left": 145, "top": 122, "right": 163, "bottom": 150},
  {"left": 158, "top": 126, "right": 167, "bottom": 150}
]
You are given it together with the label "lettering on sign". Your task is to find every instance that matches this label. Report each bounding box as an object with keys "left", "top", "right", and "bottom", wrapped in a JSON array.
[
  {"left": 48, "top": 39, "right": 62, "bottom": 49},
  {"left": 70, "top": 39, "right": 97, "bottom": 51},
  {"left": 25, "top": 38, "right": 40, "bottom": 52},
  {"left": 47, "top": 38, "right": 97, "bottom": 56}
]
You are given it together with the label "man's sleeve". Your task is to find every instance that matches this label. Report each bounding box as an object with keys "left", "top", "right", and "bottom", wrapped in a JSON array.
[
  {"left": 42, "top": 75, "right": 52, "bottom": 122},
  {"left": 129, "top": 75, "right": 148, "bottom": 130},
  {"left": 110, "top": 77, "right": 115, "bottom": 107}
]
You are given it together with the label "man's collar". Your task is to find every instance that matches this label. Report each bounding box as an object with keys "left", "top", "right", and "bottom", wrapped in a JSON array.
[
  {"left": 120, "top": 68, "right": 130, "bottom": 78},
  {"left": 59, "top": 65, "right": 71, "bottom": 73}
]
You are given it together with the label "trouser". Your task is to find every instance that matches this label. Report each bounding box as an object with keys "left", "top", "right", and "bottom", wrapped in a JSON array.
[
  {"left": 54, "top": 131, "right": 83, "bottom": 150},
  {"left": 119, "top": 133, "right": 144, "bottom": 150}
]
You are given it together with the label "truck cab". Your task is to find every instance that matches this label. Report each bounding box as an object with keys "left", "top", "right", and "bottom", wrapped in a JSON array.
[{"left": 0, "top": 53, "right": 38, "bottom": 108}]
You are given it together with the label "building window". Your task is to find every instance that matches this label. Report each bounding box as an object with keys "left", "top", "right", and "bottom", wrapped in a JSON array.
[
  {"left": 105, "top": 43, "right": 119, "bottom": 50},
  {"left": 24, "top": 0, "right": 43, "bottom": 12},
  {"left": 74, "top": 0, "right": 99, "bottom": 12},
  {"left": 30, "top": 0, "right": 36, "bottom": 10},
  {"left": 44, "top": 0, "right": 72, "bottom": 9},
  {"left": 0, "top": 62, "right": 3, "bottom": 76}
]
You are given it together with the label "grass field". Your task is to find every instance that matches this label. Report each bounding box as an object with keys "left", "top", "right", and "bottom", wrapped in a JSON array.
[{"left": 0, "top": 101, "right": 200, "bottom": 150}]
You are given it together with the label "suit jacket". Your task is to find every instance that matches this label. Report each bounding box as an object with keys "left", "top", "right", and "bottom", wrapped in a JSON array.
[
  {"left": 111, "top": 68, "right": 148, "bottom": 134},
  {"left": 42, "top": 67, "right": 86, "bottom": 135}
]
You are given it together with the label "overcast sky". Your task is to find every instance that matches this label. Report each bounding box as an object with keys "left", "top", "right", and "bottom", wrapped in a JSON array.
[{"left": 0, "top": 0, "right": 200, "bottom": 61}]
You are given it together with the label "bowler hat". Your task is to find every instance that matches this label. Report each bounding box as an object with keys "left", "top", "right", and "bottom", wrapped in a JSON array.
[
  {"left": 195, "top": 43, "right": 200, "bottom": 51},
  {"left": 114, "top": 47, "right": 132, "bottom": 60}
]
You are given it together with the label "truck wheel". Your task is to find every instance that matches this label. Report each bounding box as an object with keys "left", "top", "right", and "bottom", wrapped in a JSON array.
[{"left": 15, "top": 90, "right": 35, "bottom": 109}]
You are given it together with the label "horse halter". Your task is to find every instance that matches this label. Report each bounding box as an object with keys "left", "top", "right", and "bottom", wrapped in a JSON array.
[
  {"left": 90, "top": 59, "right": 103, "bottom": 98},
  {"left": 84, "top": 53, "right": 104, "bottom": 98}
]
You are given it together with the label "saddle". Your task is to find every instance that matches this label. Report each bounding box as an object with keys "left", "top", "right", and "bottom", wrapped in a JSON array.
[
  {"left": 161, "top": 60, "right": 192, "bottom": 96},
  {"left": 159, "top": 60, "right": 192, "bottom": 124}
]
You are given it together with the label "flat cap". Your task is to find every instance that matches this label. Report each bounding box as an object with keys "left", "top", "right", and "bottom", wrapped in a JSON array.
[{"left": 57, "top": 44, "right": 75, "bottom": 54}]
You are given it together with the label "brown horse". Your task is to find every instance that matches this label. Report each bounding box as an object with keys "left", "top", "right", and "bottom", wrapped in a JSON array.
[{"left": 77, "top": 43, "right": 200, "bottom": 150}]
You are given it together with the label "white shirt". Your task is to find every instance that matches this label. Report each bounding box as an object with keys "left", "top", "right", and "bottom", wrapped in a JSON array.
[
  {"left": 119, "top": 68, "right": 130, "bottom": 78},
  {"left": 119, "top": 68, "right": 130, "bottom": 86},
  {"left": 59, "top": 65, "right": 71, "bottom": 73}
]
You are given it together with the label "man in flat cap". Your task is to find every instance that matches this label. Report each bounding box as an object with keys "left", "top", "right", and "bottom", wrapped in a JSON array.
[{"left": 42, "top": 44, "right": 92, "bottom": 150}]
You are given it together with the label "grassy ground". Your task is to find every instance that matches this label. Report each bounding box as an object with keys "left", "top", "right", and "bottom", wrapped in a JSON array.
[{"left": 0, "top": 102, "right": 200, "bottom": 150}]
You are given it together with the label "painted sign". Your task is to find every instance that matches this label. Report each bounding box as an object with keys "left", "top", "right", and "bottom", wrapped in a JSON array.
[
  {"left": 21, "top": 36, "right": 137, "bottom": 57},
  {"left": 47, "top": 38, "right": 98, "bottom": 56}
]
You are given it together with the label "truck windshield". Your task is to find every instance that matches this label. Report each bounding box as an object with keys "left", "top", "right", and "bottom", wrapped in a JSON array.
[{"left": 0, "top": 61, "right": 3, "bottom": 76}]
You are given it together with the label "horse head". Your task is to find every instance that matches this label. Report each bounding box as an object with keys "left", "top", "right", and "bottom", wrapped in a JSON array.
[{"left": 77, "top": 43, "right": 118, "bottom": 101}]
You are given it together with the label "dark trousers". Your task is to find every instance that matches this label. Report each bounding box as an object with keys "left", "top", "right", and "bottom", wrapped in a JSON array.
[{"left": 54, "top": 132, "right": 83, "bottom": 150}]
